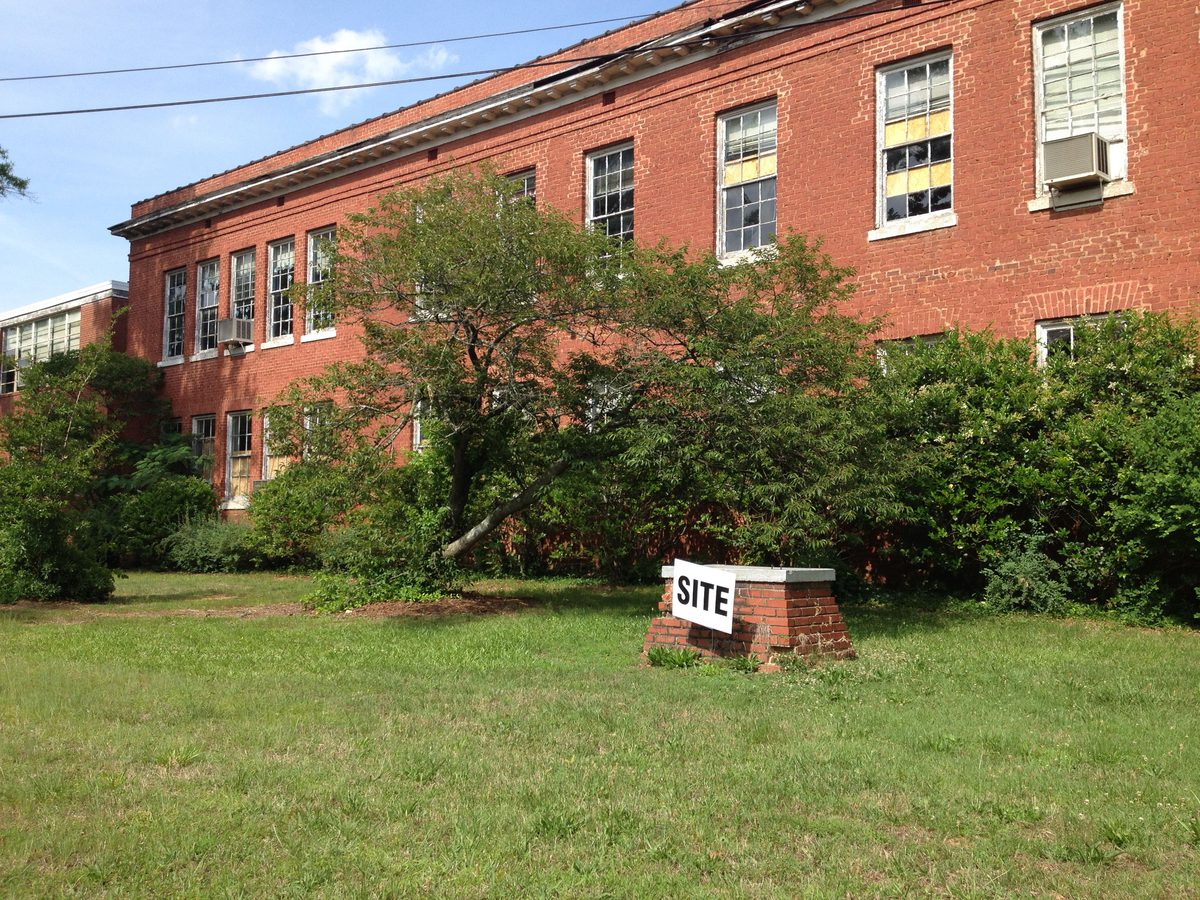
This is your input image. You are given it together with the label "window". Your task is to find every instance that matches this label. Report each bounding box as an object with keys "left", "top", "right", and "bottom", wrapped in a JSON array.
[
  {"left": 261, "top": 416, "right": 289, "bottom": 480},
  {"left": 586, "top": 144, "right": 634, "bottom": 244},
  {"left": 510, "top": 169, "right": 536, "bottom": 203},
  {"left": 302, "top": 402, "right": 335, "bottom": 460},
  {"left": 191, "top": 415, "right": 216, "bottom": 482},
  {"left": 164, "top": 269, "right": 186, "bottom": 360},
  {"left": 718, "top": 102, "right": 777, "bottom": 256},
  {"left": 195, "top": 260, "right": 219, "bottom": 354},
  {"left": 231, "top": 249, "right": 255, "bottom": 324},
  {"left": 268, "top": 238, "right": 295, "bottom": 341},
  {"left": 1035, "top": 315, "right": 1116, "bottom": 365},
  {"left": 226, "top": 411, "right": 253, "bottom": 499},
  {"left": 878, "top": 54, "right": 953, "bottom": 228},
  {"left": 1035, "top": 4, "right": 1125, "bottom": 185},
  {"left": 305, "top": 228, "right": 336, "bottom": 334},
  {"left": 1, "top": 309, "right": 81, "bottom": 393},
  {"left": 1036, "top": 320, "right": 1076, "bottom": 364},
  {"left": 875, "top": 332, "right": 945, "bottom": 373},
  {"left": 411, "top": 401, "right": 426, "bottom": 452}
]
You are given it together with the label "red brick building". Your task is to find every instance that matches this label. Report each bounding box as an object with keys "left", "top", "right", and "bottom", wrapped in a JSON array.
[
  {"left": 110, "top": 0, "right": 1199, "bottom": 508},
  {"left": 0, "top": 281, "right": 129, "bottom": 416}
]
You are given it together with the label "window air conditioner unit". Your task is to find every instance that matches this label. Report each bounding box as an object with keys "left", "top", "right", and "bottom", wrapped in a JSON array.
[
  {"left": 1043, "top": 133, "right": 1112, "bottom": 190},
  {"left": 217, "top": 318, "right": 253, "bottom": 345}
]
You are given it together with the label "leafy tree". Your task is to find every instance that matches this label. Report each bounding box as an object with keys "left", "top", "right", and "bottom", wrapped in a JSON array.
[
  {"left": 0, "top": 338, "right": 164, "bottom": 601},
  {"left": 270, "top": 169, "right": 897, "bottom": 594},
  {"left": 0, "top": 146, "right": 29, "bottom": 198}
]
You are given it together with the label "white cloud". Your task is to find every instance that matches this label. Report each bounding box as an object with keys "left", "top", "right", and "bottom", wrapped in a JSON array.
[{"left": 248, "top": 30, "right": 457, "bottom": 115}]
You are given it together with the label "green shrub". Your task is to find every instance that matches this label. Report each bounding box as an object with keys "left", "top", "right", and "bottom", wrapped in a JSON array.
[
  {"left": 310, "top": 456, "right": 462, "bottom": 605},
  {"left": 722, "top": 654, "right": 762, "bottom": 674},
  {"left": 982, "top": 533, "right": 1069, "bottom": 615},
  {"left": 647, "top": 646, "right": 702, "bottom": 669},
  {"left": 303, "top": 571, "right": 445, "bottom": 614},
  {"left": 874, "top": 311, "right": 1200, "bottom": 622},
  {"left": 0, "top": 339, "right": 165, "bottom": 603},
  {"left": 249, "top": 459, "right": 370, "bottom": 566},
  {"left": 164, "top": 518, "right": 260, "bottom": 573},
  {"left": 111, "top": 475, "right": 215, "bottom": 568}
]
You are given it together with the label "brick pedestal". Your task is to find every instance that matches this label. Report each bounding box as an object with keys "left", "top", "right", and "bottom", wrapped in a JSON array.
[{"left": 643, "top": 565, "right": 854, "bottom": 668}]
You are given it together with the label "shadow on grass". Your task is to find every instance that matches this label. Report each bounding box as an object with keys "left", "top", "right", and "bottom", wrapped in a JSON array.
[
  {"left": 107, "top": 589, "right": 238, "bottom": 607},
  {"left": 839, "top": 591, "right": 989, "bottom": 641},
  {"left": 471, "top": 578, "right": 662, "bottom": 619}
]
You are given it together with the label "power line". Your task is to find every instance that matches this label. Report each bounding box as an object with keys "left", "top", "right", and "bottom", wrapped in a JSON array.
[
  {"left": 0, "top": 2, "right": 738, "bottom": 83},
  {"left": 0, "top": 1, "right": 957, "bottom": 121}
]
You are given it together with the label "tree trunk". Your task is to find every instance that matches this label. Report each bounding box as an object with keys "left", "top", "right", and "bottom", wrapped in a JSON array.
[{"left": 441, "top": 456, "right": 572, "bottom": 560}]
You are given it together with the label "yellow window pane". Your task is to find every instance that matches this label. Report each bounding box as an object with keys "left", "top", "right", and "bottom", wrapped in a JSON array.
[
  {"left": 266, "top": 455, "right": 289, "bottom": 479},
  {"left": 908, "top": 167, "right": 930, "bottom": 192},
  {"left": 928, "top": 110, "right": 951, "bottom": 136},
  {"left": 231, "top": 456, "right": 251, "bottom": 497},
  {"left": 884, "top": 121, "right": 908, "bottom": 147},
  {"left": 759, "top": 153, "right": 777, "bottom": 177},
  {"left": 886, "top": 172, "right": 908, "bottom": 197},
  {"left": 741, "top": 159, "right": 760, "bottom": 182},
  {"left": 724, "top": 163, "right": 742, "bottom": 185},
  {"left": 906, "top": 116, "right": 928, "bottom": 141},
  {"left": 930, "top": 162, "right": 952, "bottom": 188}
]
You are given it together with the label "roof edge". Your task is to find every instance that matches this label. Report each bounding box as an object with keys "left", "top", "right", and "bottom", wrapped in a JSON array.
[
  {"left": 1, "top": 281, "right": 129, "bottom": 329},
  {"left": 111, "top": 0, "right": 841, "bottom": 240}
]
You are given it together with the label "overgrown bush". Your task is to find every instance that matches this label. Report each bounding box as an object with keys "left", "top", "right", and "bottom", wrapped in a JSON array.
[
  {"left": 249, "top": 455, "right": 375, "bottom": 567},
  {"left": 99, "top": 440, "right": 215, "bottom": 568},
  {"left": 312, "top": 454, "right": 462, "bottom": 605},
  {"left": 982, "top": 532, "right": 1069, "bottom": 615},
  {"left": 0, "top": 339, "right": 163, "bottom": 602},
  {"left": 112, "top": 475, "right": 215, "bottom": 568},
  {"left": 874, "top": 311, "right": 1200, "bottom": 622},
  {"left": 164, "top": 518, "right": 260, "bottom": 573}
]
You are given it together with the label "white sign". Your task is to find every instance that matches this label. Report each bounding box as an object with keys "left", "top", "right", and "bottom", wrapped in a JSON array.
[{"left": 671, "top": 558, "right": 737, "bottom": 634}]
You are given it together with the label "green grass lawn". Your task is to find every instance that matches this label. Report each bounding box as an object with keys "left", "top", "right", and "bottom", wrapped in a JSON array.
[{"left": 1, "top": 574, "right": 1198, "bottom": 897}]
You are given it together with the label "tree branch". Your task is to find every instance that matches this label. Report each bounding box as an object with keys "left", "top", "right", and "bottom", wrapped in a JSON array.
[{"left": 440, "top": 455, "right": 572, "bottom": 560}]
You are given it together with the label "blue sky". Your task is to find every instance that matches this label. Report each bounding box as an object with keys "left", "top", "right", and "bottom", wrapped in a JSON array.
[{"left": 0, "top": 0, "right": 679, "bottom": 317}]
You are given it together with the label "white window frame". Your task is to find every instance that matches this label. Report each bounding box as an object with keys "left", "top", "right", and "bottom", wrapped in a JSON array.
[
  {"left": 585, "top": 142, "right": 635, "bottom": 245},
  {"left": 717, "top": 100, "right": 779, "bottom": 260},
  {"left": 411, "top": 401, "right": 426, "bottom": 452},
  {"left": 225, "top": 410, "right": 253, "bottom": 501},
  {"left": 163, "top": 269, "right": 187, "bottom": 362},
  {"left": 1, "top": 310, "right": 81, "bottom": 393},
  {"left": 231, "top": 248, "right": 256, "bottom": 323},
  {"left": 303, "top": 227, "right": 336, "bottom": 339},
  {"left": 261, "top": 415, "right": 285, "bottom": 481},
  {"left": 194, "top": 259, "right": 220, "bottom": 357},
  {"left": 509, "top": 169, "right": 536, "bottom": 203},
  {"left": 266, "top": 238, "right": 295, "bottom": 346},
  {"left": 191, "top": 414, "right": 216, "bottom": 483},
  {"left": 1035, "top": 314, "right": 1117, "bottom": 365},
  {"left": 1031, "top": 2, "right": 1127, "bottom": 197},
  {"left": 870, "top": 51, "right": 957, "bottom": 242}
]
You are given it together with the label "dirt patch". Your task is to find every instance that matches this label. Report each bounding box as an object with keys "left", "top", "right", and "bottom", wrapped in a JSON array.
[
  {"left": 4, "top": 595, "right": 535, "bottom": 623},
  {"left": 3, "top": 601, "right": 306, "bottom": 624}
]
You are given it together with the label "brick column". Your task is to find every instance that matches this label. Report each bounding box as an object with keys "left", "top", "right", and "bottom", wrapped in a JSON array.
[{"left": 643, "top": 565, "right": 854, "bottom": 668}]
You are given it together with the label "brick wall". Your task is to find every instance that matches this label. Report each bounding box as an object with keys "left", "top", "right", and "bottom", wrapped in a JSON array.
[{"left": 119, "top": 0, "right": 1200, "bottom": 498}]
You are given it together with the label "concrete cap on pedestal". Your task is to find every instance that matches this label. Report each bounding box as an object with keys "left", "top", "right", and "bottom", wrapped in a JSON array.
[{"left": 660, "top": 565, "right": 836, "bottom": 583}]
